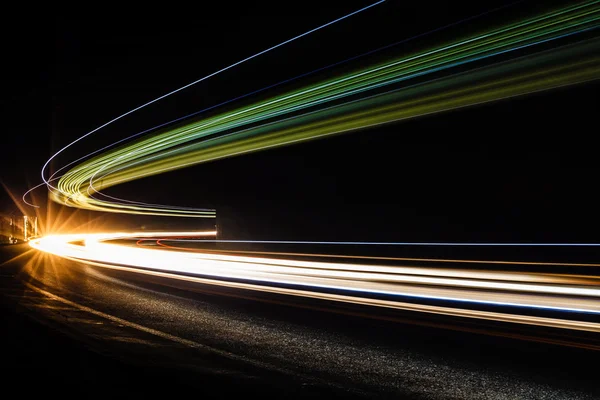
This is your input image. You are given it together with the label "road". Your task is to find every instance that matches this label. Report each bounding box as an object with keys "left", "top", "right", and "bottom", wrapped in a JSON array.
[{"left": 1, "top": 241, "right": 599, "bottom": 399}]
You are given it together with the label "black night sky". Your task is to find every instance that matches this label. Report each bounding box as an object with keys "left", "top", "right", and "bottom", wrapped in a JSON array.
[{"left": 1, "top": 0, "right": 599, "bottom": 242}]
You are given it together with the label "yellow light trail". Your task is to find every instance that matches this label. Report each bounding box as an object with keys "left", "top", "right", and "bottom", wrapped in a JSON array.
[{"left": 29, "top": 232, "right": 600, "bottom": 333}]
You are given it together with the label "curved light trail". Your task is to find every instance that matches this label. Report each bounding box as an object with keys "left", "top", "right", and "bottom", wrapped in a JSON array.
[
  {"left": 23, "top": 0, "right": 386, "bottom": 210},
  {"left": 29, "top": 232, "right": 600, "bottom": 333},
  {"left": 21, "top": 0, "right": 521, "bottom": 210},
  {"left": 41, "top": 1, "right": 600, "bottom": 217}
]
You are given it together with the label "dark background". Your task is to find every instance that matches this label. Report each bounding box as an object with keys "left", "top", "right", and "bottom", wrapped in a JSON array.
[{"left": 1, "top": 0, "right": 598, "bottom": 242}]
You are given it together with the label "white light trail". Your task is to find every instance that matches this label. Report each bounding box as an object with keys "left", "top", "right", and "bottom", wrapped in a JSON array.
[
  {"left": 29, "top": 232, "right": 600, "bottom": 333},
  {"left": 165, "top": 239, "right": 600, "bottom": 246}
]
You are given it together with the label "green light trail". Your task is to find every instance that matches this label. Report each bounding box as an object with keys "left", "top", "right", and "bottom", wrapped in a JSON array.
[{"left": 53, "top": 1, "right": 600, "bottom": 217}]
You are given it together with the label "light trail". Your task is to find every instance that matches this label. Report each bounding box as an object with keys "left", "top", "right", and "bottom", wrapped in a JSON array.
[
  {"left": 42, "top": 1, "right": 600, "bottom": 217},
  {"left": 29, "top": 232, "right": 600, "bottom": 333},
  {"left": 22, "top": 1, "right": 522, "bottom": 210},
  {"left": 159, "top": 239, "right": 600, "bottom": 247},
  {"left": 147, "top": 240, "right": 600, "bottom": 268},
  {"left": 27, "top": 0, "right": 386, "bottom": 210}
]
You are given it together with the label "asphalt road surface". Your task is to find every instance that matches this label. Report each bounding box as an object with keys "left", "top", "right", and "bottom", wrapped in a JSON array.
[{"left": 1, "top": 243, "right": 598, "bottom": 399}]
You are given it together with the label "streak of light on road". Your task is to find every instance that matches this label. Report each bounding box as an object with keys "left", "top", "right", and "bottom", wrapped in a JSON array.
[{"left": 29, "top": 231, "right": 600, "bottom": 334}]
